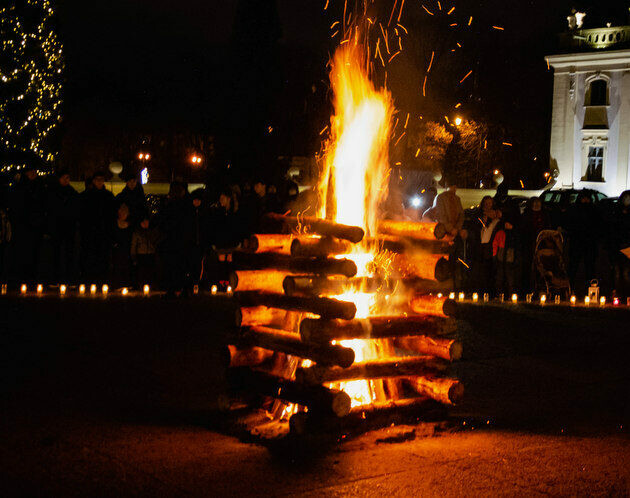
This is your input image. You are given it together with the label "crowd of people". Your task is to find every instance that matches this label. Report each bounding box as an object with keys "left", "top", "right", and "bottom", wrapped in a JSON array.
[
  {"left": 422, "top": 182, "right": 630, "bottom": 299},
  {"left": 1, "top": 166, "right": 629, "bottom": 299},
  {"left": 0, "top": 166, "right": 300, "bottom": 297}
]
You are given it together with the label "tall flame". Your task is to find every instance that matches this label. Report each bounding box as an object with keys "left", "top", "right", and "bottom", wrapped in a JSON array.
[
  {"left": 319, "top": 43, "right": 393, "bottom": 239},
  {"left": 316, "top": 40, "right": 397, "bottom": 408}
]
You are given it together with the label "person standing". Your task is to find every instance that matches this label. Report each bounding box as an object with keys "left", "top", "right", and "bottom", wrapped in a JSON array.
[
  {"left": 115, "top": 172, "right": 146, "bottom": 227},
  {"left": 566, "top": 192, "right": 601, "bottom": 292},
  {"left": 522, "top": 197, "right": 550, "bottom": 292},
  {"left": 8, "top": 165, "right": 46, "bottom": 284},
  {"left": 611, "top": 190, "right": 630, "bottom": 298},
  {"left": 131, "top": 216, "right": 160, "bottom": 287},
  {"left": 80, "top": 171, "right": 115, "bottom": 284},
  {"left": 159, "top": 182, "right": 194, "bottom": 297},
  {"left": 45, "top": 169, "right": 79, "bottom": 284},
  {"left": 111, "top": 203, "right": 133, "bottom": 288}
]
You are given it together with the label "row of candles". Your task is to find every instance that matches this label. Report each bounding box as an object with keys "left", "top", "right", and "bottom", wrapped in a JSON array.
[
  {"left": 1, "top": 283, "right": 233, "bottom": 296},
  {"left": 438, "top": 291, "right": 627, "bottom": 307}
]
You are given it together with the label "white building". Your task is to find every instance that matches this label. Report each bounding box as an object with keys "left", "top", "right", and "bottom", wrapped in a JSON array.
[{"left": 546, "top": 22, "right": 630, "bottom": 197}]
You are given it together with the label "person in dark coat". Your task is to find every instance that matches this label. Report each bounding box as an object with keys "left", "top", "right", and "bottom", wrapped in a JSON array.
[
  {"left": 566, "top": 192, "right": 601, "bottom": 292},
  {"left": 45, "top": 169, "right": 80, "bottom": 284},
  {"left": 131, "top": 216, "right": 160, "bottom": 287},
  {"left": 8, "top": 165, "right": 46, "bottom": 284},
  {"left": 159, "top": 182, "right": 194, "bottom": 297},
  {"left": 190, "top": 188, "right": 210, "bottom": 287},
  {"left": 611, "top": 190, "right": 630, "bottom": 298},
  {"left": 111, "top": 203, "right": 134, "bottom": 288},
  {"left": 80, "top": 171, "right": 115, "bottom": 284},
  {"left": 115, "top": 172, "right": 146, "bottom": 227}
]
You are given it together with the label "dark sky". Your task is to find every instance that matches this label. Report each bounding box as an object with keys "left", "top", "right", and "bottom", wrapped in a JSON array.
[{"left": 54, "top": 0, "right": 629, "bottom": 178}]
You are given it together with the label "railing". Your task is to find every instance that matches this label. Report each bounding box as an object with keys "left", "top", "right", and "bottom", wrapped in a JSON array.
[{"left": 560, "top": 26, "right": 630, "bottom": 50}]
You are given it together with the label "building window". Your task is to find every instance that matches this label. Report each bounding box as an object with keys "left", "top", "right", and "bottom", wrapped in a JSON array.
[
  {"left": 588, "top": 79, "right": 608, "bottom": 106},
  {"left": 585, "top": 146, "right": 604, "bottom": 182}
]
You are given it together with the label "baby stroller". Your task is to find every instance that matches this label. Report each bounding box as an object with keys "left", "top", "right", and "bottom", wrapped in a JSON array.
[{"left": 533, "top": 230, "right": 571, "bottom": 298}]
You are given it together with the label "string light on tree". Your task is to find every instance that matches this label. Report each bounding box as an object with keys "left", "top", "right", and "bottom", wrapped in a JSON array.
[{"left": 0, "top": 0, "right": 65, "bottom": 174}]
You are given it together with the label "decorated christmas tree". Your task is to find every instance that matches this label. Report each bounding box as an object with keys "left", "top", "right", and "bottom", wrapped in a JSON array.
[{"left": 0, "top": 0, "right": 64, "bottom": 174}]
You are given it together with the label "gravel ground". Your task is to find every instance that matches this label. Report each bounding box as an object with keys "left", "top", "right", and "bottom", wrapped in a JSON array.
[{"left": 1, "top": 296, "right": 629, "bottom": 496}]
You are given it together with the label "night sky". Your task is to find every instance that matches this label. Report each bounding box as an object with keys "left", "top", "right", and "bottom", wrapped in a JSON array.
[{"left": 55, "top": 0, "right": 629, "bottom": 184}]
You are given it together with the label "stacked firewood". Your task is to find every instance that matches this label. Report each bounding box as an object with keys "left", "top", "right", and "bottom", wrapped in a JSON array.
[{"left": 224, "top": 213, "right": 463, "bottom": 436}]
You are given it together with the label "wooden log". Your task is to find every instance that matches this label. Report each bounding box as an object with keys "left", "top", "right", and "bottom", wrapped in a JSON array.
[
  {"left": 394, "top": 336, "right": 462, "bottom": 362},
  {"left": 236, "top": 291, "right": 356, "bottom": 320},
  {"left": 390, "top": 253, "right": 451, "bottom": 282},
  {"left": 228, "top": 367, "right": 352, "bottom": 417},
  {"left": 299, "top": 315, "right": 457, "bottom": 343},
  {"left": 239, "top": 306, "right": 288, "bottom": 327},
  {"left": 289, "top": 396, "right": 444, "bottom": 435},
  {"left": 227, "top": 345, "right": 274, "bottom": 367},
  {"left": 378, "top": 219, "right": 447, "bottom": 240},
  {"left": 290, "top": 236, "right": 353, "bottom": 258},
  {"left": 263, "top": 213, "right": 365, "bottom": 244},
  {"left": 231, "top": 252, "right": 357, "bottom": 277},
  {"left": 244, "top": 325, "right": 355, "bottom": 368},
  {"left": 229, "top": 270, "right": 292, "bottom": 293},
  {"left": 243, "top": 234, "right": 293, "bottom": 254},
  {"left": 282, "top": 276, "right": 394, "bottom": 297},
  {"left": 407, "top": 376, "right": 463, "bottom": 405},
  {"left": 409, "top": 295, "right": 458, "bottom": 317},
  {"left": 296, "top": 356, "right": 449, "bottom": 385}
]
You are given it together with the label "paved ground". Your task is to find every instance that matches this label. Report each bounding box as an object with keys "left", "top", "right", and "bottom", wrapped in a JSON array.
[{"left": 1, "top": 296, "right": 629, "bottom": 496}]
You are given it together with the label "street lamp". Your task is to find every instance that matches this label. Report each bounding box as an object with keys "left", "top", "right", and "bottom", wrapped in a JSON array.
[{"left": 190, "top": 154, "right": 202, "bottom": 165}]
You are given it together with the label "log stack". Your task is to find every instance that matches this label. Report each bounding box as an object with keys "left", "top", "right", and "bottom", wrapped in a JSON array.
[{"left": 222, "top": 215, "right": 464, "bottom": 438}]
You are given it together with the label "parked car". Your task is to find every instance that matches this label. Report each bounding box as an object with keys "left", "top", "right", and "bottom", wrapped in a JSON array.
[{"left": 540, "top": 188, "right": 608, "bottom": 228}]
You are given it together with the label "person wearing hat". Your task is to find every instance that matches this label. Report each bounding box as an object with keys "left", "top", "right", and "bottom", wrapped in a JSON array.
[
  {"left": 80, "top": 170, "right": 115, "bottom": 283},
  {"left": 116, "top": 170, "right": 146, "bottom": 228}
]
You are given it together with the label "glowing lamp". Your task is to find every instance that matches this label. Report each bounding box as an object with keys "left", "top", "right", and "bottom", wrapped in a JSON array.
[
  {"left": 143, "top": 285, "right": 150, "bottom": 295},
  {"left": 437, "top": 293, "right": 443, "bottom": 298},
  {"left": 226, "top": 286, "right": 233, "bottom": 294},
  {"left": 60, "top": 285, "right": 66, "bottom": 295},
  {"left": 21, "top": 284, "right": 27, "bottom": 294},
  {"left": 193, "top": 285, "right": 199, "bottom": 295},
  {"left": 511, "top": 293, "right": 518, "bottom": 303},
  {"left": 540, "top": 294, "right": 547, "bottom": 304},
  {"left": 1, "top": 283, "right": 7, "bottom": 295},
  {"left": 483, "top": 293, "right": 489, "bottom": 302},
  {"left": 138, "top": 153, "right": 144, "bottom": 160},
  {"left": 37, "top": 284, "right": 43, "bottom": 294},
  {"left": 121, "top": 287, "right": 128, "bottom": 296},
  {"left": 211, "top": 285, "right": 217, "bottom": 295},
  {"left": 458, "top": 292, "right": 465, "bottom": 302},
  {"left": 454, "top": 116, "right": 462, "bottom": 126},
  {"left": 102, "top": 284, "right": 108, "bottom": 295},
  {"left": 570, "top": 295, "right": 576, "bottom": 305},
  {"left": 613, "top": 297, "right": 620, "bottom": 306},
  {"left": 449, "top": 292, "right": 455, "bottom": 300},
  {"left": 600, "top": 296, "right": 606, "bottom": 306},
  {"left": 472, "top": 292, "right": 479, "bottom": 302},
  {"left": 584, "top": 296, "right": 590, "bottom": 305},
  {"left": 90, "top": 284, "right": 97, "bottom": 294},
  {"left": 79, "top": 284, "right": 86, "bottom": 294}
]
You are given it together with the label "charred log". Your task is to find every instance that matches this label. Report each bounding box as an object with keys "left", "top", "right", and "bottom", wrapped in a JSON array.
[
  {"left": 231, "top": 252, "right": 357, "bottom": 277},
  {"left": 243, "top": 325, "right": 355, "bottom": 368},
  {"left": 409, "top": 295, "right": 458, "bottom": 317},
  {"left": 407, "top": 376, "right": 464, "bottom": 405},
  {"left": 290, "top": 236, "right": 353, "bottom": 258},
  {"left": 263, "top": 213, "right": 365, "bottom": 244},
  {"left": 295, "top": 356, "right": 449, "bottom": 385},
  {"left": 228, "top": 367, "right": 352, "bottom": 417},
  {"left": 299, "top": 315, "right": 456, "bottom": 343},
  {"left": 236, "top": 291, "right": 357, "bottom": 320}
]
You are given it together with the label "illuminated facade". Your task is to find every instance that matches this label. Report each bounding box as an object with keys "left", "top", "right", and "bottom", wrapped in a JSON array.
[{"left": 546, "top": 23, "right": 630, "bottom": 196}]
